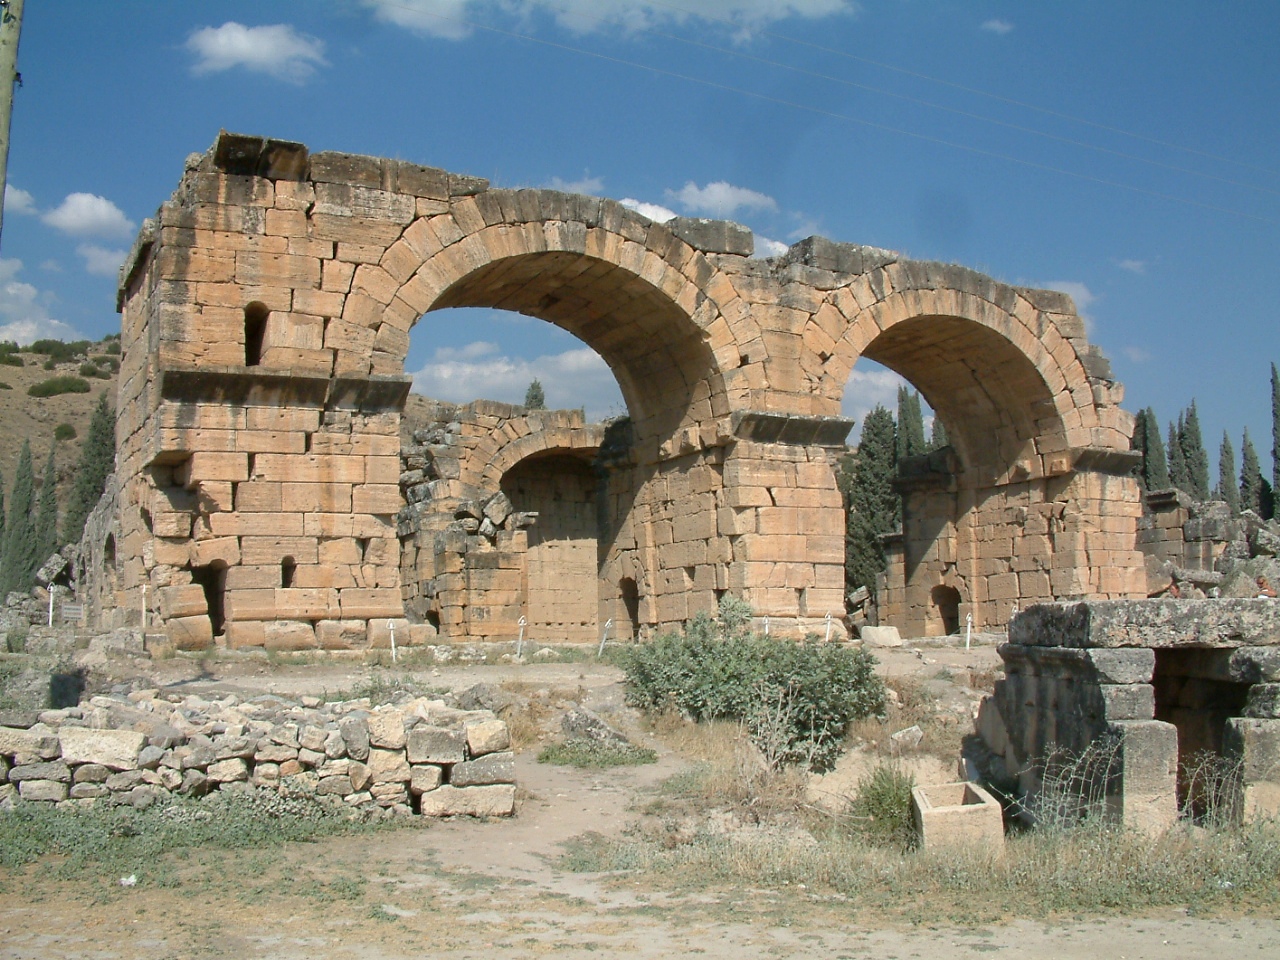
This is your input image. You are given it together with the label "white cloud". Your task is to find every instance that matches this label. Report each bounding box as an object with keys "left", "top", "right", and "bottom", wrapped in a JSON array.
[
  {"left": 545, "top": 174, "right": 605, "bottom": 195},
  {"left": 186, "top": 22, "right": 327, "bottom": 83},
  {"left": 361, "top": 0, "right": 855, "bottom": 41},
  {"left": 1121, "top": 346, "right": 1151, "bottom": 363},
  {"left": 1117, "top": 259, "right": 1146, "bottom": 274},
  {"left": 754, "top": 236, "right": 789, "bottom": 258},
  {"left": 0, "top": 258, "right": 83, "bottom": 345},
  {"left": 981, "top": 19, "right": 1014, "bottom": 35},
  {"left": 4, "top": 184, "right": 35, "bottom": 216},
  {"left": 41, "top": 193, "right": 135, "bottom": 239},
  {"left": 39, "top": 260, "right": 62, "bottom": 273},
  {"left": 78, "top": 245, "right": 128, "bottom": 278},
  {"left": 410, "top": 343, "right": 625, "bottom": 418},
  {"left": 620, "top": 197, "right": 678, "bottom": 222},
  {"left": 841, "top": 364, "right": 908, "bottom": 431},
  {"left": 667, "top": 180, "right": 777, "bottom": 218}
]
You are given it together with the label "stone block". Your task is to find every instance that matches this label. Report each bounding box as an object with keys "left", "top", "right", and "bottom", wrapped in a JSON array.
[
  {"left": 409, "top": 764, "right": 444, "bottom": 794},
  {"left": 406, "top": 727, "right": 466, "bottom": 764},
  {"left": 464, "top": 719, "right": 510, "bottom": 757},
  {"left": 416, "top": 784, "right": 516, "bottom": 817},
  {"left": 206, "top": 758, "right": 249, "bottom": 784},
  {"left": 1105, "top": 720, "right": 1179, "bottom": 836},
  {"left": 166, "top": 615, "right": 214, "bottom": 650},
  {"left": 367, "top": 710, "right": 407, "bottom": 750},
  {"left": 262, "top": 620, "right": 317, "bottom": 650},
  {"left": 859, "top": 625, "right": 902, "bottom": 646},
  {"left": 368, "top": 747, "right": 411, "bottom": 784},
  {"left": 450, "top": 751, "right": 514, "bottom": 786},
  {"left": 911, "top": 781, "right": 1004, "bottom": 850},
  {"left": 18, "top": 779, "right": 68, "bottom": 802},
  {"left": 58, "top": 728, "right": 146, "bottom": 771}
]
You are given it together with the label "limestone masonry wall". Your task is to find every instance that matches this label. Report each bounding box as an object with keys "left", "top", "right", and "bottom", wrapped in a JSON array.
[{"left": 104, "top": 131, "right": 1142, "bottom": 646}]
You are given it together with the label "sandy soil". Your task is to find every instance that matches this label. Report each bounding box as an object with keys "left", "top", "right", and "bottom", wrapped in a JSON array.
[{"left": 2, "top": 640, "right": 1277, "bottom": 959}]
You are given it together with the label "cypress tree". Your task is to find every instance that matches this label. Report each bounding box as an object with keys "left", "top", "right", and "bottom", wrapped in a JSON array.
[
  {"left": 1273, "top": 363, "right": 1280, "bottom": 494},
  {"left": 35, "top": 444, "right": 59, "bottom": 564},
  {"left": 1168, "top": 417, "right": 1189, "bottom": 495},
  {"left": 63, "top": 394, "right": 115, "bottom": 545},
  {"left": 1, "top": 442, "right": 37, "bottom": 598},
  {"left": 1217, "top": 432, "right": 1240, "bottom": 514},
  {"left": 895, "top": 386, "right": 926, "bottom": 462},
  {"left": 929, "top": 415, "right": 949, "bottom": 451},
  {"left": 1140, "top": 408, "right": 1170, "bottom": 490},
  {"left": 1242, "top": 429, "right": 1265, "bottom": 516},
  {"left": 845, "top": 405, "right": 899, "bottom": 600},
  {"left": 524, "top": 379, "right": 546, "bottom": 410},
  {"left": 1180, "top": 401, "right": 1211, "bottom": 501}
]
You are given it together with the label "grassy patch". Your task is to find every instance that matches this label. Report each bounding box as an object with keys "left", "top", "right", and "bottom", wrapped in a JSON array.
[
  {"left": 537, "top": 739, "right": 657, "bottom": 768},
  {"left": 321, "top": 670, "right": 445, "bottom": 706},
  {"left": 559, "top": 820, "right": 1280, "bottom": 919},
  {"left": 28, "top": 375, "right": 91, "bottom": 397}
]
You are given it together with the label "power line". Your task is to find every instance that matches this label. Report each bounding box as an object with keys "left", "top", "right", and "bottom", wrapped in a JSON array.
[
  {"left": 641, "top": 0, "right": 1280, "bottom": 180},
  {"left": 371, "top": 1, "right": 1275, "bottom": 224}
]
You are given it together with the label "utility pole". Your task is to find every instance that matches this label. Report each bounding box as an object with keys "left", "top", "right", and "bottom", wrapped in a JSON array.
[{"left": 0, "top": 0, "right": 24, "bottom": 251}]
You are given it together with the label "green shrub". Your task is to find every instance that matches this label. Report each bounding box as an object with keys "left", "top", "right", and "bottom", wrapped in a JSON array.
[
  {"left": 42, "top": 358, "right": 56, "bottom": 370},
  {"left": 78, "top": 362, "right": 99, "bottom": 378},
  {"left": 538, "top": 739, "right": 658, "bottom": 768},
  {"left": 104, "top": 340, "right": 121, "bottom": 354},
  {"left": 28, "top": 376, "right": 91, "bottom": 398},
  {"left": 0, "top": 353, "right": 21, "bottom": 367},
  {"left": 617, "top": 597, "right": 884, "bottom": 772},
  {"left": 53, "top": 423, "right": 77, "bottom": 442},
  {"left": 847, "top": 763, "right": 916, "bottom": 850},
  {"left": 23, "top": 339, "right": 91, "bottom": 362},
  {"left": 0, "top": 381, "right": 10, "bottom": 389}
]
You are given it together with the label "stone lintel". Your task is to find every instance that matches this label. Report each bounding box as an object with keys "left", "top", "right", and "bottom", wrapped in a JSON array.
[
  {"left": 730, "top": 411, "right": 852, "bottom": 447},
  {"left": 1144, "top": 487, "right": 1192, "bottom": 512},
  {"left": 159, "top": 367, "right": 331, "bottom": 407},
  {"left": 1069, "top": 446, "right": 1143, "bottom": 477},
  {"left": 778, "top": 236, "right": 898, "bottom": 275},
  {"left": 1010, "top": 599, "right": 1280, "bottom": 649},
  {"left": 998, "top": 643, "right": 1154, "bottom": 684},
  {"left": 327, "top": 376, "right": 411, "bottom": 413}
]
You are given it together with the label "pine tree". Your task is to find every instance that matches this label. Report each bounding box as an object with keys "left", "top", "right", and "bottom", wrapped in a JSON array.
[
  {"left": 895, "top": 386, "right": 926, "bottom": 462},
  {"left": 63, "top": 393, "right": 115, "bottom": 545},
  {"left": 844, "top": 406, "right": 899, "bottom": 600},
  {"left": 1180, "top": 401, "right": 1211, "bottom": 501},
  {"left": 1272, "top": 363, "right": 1280, "bottom": 495},
  {"left": 1168, "top": 417, "right": 1189, "bottom": 495},
  {"left": 36, "top": 444, "right": 59, "bottom": 564},
  {"left": 1138, "top": 408, "right": 1170, "bottom": 491},
  {"left": 524, "top": 379, "right": 546, "bottom": 410},
  {"left": 929, "top": 415, "right": 949, "bottom": 451},
  {"left": 1, "top": 441, "right": 37, "bottom": 598},
  {"left": 1217, "top": 432, "right": 1240, "bottom": 514},
  {"left": 1242, "top": 429, "right": 1265, "bottom": 516}
]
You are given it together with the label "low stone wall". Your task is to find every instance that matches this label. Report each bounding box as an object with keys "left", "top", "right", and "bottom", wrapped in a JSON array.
[{"left": 0, "top": 690, "right": 515, "bottom": 817}]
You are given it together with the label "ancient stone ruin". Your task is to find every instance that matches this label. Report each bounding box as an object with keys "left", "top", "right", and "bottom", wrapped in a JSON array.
[
  {"left": 88, "top": 130, "right": 1143, "bottom": 650},
  {"left": 976, "top": 599, "right": 1280, "bottom": 832}
]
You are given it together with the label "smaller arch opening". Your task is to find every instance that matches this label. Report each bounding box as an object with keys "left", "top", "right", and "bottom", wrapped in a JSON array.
[
  {"left": 619, "top": 577, "right": 640, "bottom": 641},
  {"left": 932, "top": 585, "right": 962, "bottom": 635},
  {"left": 244, "top": 302, "right": 269, "bottom": 367},
  {"left": 191, "top": 561, "right": 228, "bottom": 637},
  {"left": 281, "top": 556, "right": 297, "bottom": 589}
]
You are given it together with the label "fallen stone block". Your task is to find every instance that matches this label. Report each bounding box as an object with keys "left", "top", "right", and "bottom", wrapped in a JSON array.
[{"left": 416, "top": 784, "right": 515, "bottom": 817}]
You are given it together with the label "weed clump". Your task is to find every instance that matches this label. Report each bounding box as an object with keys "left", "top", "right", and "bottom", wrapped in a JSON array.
[
  {"left": 537, "top": 739, "right": 657, "bottom": 768},
  {"left": 617, "top": 596, "right": 884, "bottom": 772},
  {"left": 847, "top": 763, "right": 916, "bottom": 850}
]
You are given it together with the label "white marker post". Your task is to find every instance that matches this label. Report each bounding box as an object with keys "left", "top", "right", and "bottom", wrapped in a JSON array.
[
  {"left": 516, "top": 616, "right": 527, "bottom": 659},
  {"left": 388, "top": 619, "right": 397, "bottom": 663},
  {"left": 597, "top": 618, "right": 613, "bottom": 658},
  {"left": 965, "top": 612, "right": 973, "bottom": 652},
  {"left": 824, "top": 611, "right": 833, "bottom": 643},
  {"left": 47, "top": 585, "right": 55, "bottom": 627}
]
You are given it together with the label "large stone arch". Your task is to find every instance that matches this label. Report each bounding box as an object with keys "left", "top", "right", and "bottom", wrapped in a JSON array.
[{"left": 105, "top": 133, "right": 1143, "bottom": 650}]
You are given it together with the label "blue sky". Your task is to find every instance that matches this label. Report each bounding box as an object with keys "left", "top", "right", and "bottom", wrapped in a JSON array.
[{"left": 2, "top": 1, "right": 1277, "bottom": 466}]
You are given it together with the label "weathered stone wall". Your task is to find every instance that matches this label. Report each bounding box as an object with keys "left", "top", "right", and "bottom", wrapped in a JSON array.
[
  {"left": 0, "top": 689, "right": 514, "bottom": 817},
  {"left": 976, "top": 599, "right": 1280, "bottom": 831},
  {"left": 111, "top": 131, "right": 1141, "bottom": 645}
]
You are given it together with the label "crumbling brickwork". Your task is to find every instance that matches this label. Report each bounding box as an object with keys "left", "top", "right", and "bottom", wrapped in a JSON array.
[{"left": 104, "top": 132, "right": 1142, "bottom": 647}]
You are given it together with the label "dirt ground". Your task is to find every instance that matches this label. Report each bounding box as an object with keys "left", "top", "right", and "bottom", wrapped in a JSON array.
[{"left": 2, "top": 638, "right": 1278, "bottom": 959}]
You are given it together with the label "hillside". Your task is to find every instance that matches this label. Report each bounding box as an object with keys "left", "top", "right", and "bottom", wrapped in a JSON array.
[{"left": 0, "top": 340, "right": 119, "bottom": 520}]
